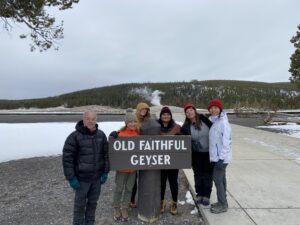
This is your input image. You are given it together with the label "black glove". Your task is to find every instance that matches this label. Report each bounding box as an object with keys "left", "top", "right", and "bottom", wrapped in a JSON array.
[
  {"left": 215, "top": 159, "right": 224, "bottom": 170},
  {"left": 109, "top": 131, "right": 118, "bottom": 138}
]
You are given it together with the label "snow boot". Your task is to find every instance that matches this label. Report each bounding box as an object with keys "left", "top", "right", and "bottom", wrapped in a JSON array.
[
  {"left": 170, "top": 200, "right": 178, "bottom": 215},
  {"left": 121, "top": 207, "right": 129, "bottom": 221},
  {"left": 160, "top": 200, "right": 166, "bottom": 213},
  {"left": 113, "top": 207, "right": 121, "bottom": 220}
]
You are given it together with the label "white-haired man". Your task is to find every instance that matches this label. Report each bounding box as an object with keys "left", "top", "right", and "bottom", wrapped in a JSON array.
[{"left": 63, "top": 111, "right": 109, "bottom": 225}]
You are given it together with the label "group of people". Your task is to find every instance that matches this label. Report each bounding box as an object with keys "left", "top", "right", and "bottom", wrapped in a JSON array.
[{"left": 62, "top": 99, "right": 232, "bottom": 225}]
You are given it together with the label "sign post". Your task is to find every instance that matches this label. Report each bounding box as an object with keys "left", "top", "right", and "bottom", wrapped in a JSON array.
[{"left": 109, "top": 135, "right": 191, "bottom": 222}]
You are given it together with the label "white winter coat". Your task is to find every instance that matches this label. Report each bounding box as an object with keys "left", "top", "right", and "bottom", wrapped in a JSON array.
[{"left": 209, "top": 111, "right": 232, "bottom": 163}]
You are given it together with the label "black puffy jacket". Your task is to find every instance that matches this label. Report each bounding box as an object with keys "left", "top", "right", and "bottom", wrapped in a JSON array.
[{"left": 62, "top": 120, "right": 109, "bottom": 182}]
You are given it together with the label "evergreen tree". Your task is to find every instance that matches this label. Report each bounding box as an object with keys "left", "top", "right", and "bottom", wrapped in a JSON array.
[
  {"left": 289, "top": 24, "right": 300, "bottom": 87},
  {"left": 0, "top": 80, "right": 299, "bottom": 109}
]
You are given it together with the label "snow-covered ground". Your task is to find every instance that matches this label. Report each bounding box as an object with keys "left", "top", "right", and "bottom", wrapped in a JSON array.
[
  {"left": 0, "top": 121, "right": 299, "bottom": 163},
  {"left": 257, "top": 123, "right": 300, "bottom": 139},
  {"left": 0, "top": 122, "right": 123, "bottom": 163}
]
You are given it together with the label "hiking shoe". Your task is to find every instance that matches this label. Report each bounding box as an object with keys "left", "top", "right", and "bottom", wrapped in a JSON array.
[
  {"left": 201, "top": 197, "right": 210, "bottom": 206},
  {"left": 210, "top": 202, "right": 220, "bottom": 209},
  {"left": 210, "top": 203, "right": 228, "bottom": 214},
  {"left": 160, "top": 200, "right": 166, "bottom": 213},
  {"left": 121, "top": 207, "right": 129, "bottom": 221},
  {"left": 195, "top": 195, "right": 203, "bottom": 205},
  {"left": 113, "top": 207, "right": 121, "bottom": 221},
  {"left": 170, "top": 200, "right": 178, "bottom": 215}
]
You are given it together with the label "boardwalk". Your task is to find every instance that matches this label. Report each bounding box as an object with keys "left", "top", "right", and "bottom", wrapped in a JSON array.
[{"left": 184, "top": 124, "right": 300, "bottom": 225}]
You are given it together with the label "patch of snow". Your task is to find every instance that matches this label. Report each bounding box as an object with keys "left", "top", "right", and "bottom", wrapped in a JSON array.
[
  {"left": 190, "top": 207, "right": 198, "bottom": 215},
  {"left": 257, "top": 124, "right": 300, "bottom": 139},
  {"left": 185, "top": 190, "right": 195, "bottom": 205},
  {"left": 178, "top": 200, "right": 186, "bottom": 205}
]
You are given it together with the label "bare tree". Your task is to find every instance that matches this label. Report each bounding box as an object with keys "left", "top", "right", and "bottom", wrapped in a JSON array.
[{"left": 0, "top": 0, "right": 79, "bottom": 52}]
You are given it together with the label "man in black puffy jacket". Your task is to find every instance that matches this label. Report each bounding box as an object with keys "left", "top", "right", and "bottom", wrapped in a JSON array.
[{"left": 63, "top": 111, "right": 109, "bottom": 225}]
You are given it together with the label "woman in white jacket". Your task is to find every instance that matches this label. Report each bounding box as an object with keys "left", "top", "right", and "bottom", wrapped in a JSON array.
[{"left": 208, "top": 99, "right": 232, "bottom": 214}]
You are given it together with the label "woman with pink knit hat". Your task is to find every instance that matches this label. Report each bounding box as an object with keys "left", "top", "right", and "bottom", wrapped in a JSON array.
[{"left": 208, "top": 99, "right": 232, "bottom": 214}]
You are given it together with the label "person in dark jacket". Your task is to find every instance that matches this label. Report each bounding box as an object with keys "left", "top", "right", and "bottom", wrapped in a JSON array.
[
  {"left": 63, "top": 111, "right": 110, "bottom": 225},
  {"left": 181, "top": 104, "right": 213, "bottom": 206},
  {"left": 158, "top": 106, "right": 181, "bottom": 215}
]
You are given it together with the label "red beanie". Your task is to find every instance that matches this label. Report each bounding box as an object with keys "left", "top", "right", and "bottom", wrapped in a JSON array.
[
  {"left": 183, "top": 103, "right": 196, "bottom": 113},
  {"left": 208, "top": 99, "right": 223, "bottom": 111}
]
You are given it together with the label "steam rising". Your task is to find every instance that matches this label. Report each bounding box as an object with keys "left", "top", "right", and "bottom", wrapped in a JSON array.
[{"left": 132, "top": 87, "right": 165, "bottom": 106}]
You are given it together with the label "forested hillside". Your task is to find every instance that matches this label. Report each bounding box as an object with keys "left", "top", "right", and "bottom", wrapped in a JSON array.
[{"left": 1, "top": 80, "right": 299, "bottom": 110}]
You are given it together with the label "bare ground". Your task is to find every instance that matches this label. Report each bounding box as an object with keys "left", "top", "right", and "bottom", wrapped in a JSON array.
[{"left": 0, "top": 156, "right": 203, "bottom": 225}]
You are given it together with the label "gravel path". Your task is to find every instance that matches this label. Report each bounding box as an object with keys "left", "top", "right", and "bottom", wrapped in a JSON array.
[{"left": 0, "top": 156, "right": 203, "bottom": 225}]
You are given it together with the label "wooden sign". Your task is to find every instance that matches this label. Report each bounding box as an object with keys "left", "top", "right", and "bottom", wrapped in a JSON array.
[{"left": 109, "top": 135, "right": 191, "bottom": 170}]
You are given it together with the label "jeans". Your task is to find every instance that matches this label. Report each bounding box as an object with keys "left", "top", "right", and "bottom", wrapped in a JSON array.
[{"left": 73, "top": 180, "right": 101, "bottom": 225}]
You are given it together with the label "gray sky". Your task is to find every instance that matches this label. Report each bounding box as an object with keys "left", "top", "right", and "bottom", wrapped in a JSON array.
[{"left": 1, "top": 0, "right": 300, "bottom": 100}]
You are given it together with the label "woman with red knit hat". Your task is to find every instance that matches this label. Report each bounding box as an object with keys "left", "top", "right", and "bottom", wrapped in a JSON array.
[
  {"left": 208, "top": 99, "right": 232, "bottom": 214},
  {"left": 181, "top": 103, "right": 213, "bottom": 206}
]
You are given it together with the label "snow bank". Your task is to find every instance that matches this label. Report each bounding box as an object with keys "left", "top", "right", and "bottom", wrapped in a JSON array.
[{"left": 0, "top": 122, "right": 123, "bottom": 163}]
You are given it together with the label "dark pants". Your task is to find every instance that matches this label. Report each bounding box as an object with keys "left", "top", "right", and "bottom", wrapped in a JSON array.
[
  {"left": 192, "top": 151, "right": 213, "bottom": 198},
  {"left": 213, "top": 163, "right": 228, "bottom": 205},
  {"left": 73, "top": 180, "right": 101, "bottom": 225},
  {"left": 161, "top": 169, "right": 179, "bottom": 202},
  {"left": 131, "top": 173, "right": 137, "bottom": 203}
]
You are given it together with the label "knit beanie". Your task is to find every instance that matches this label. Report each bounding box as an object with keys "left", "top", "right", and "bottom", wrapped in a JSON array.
[
  {"left": 124, "top": 108, "right": 137, "bottom": 124},
  {"left": 208, "top": 99, "right": 223, "bottom": 111},
  {"left": 183, "top": 103, "right": 196, "bottom": 113},
  {"left": 159, "top": 106, "right": 172, "bottom": 119}
]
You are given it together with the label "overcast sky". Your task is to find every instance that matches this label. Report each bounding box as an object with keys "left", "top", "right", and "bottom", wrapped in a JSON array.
[{"left": 1, "top": 0, "right": 300, "bottom": 100}]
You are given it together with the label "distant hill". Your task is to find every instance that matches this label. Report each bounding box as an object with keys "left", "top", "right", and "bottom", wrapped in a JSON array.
[{"left": 1, "top": 80, "right": 299, "bottom": 110}]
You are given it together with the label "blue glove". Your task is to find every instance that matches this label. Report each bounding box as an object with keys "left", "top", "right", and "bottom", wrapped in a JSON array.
[
  {"left": 100, "top": 173, "right": 108, "bottom": 184},
  {"left": 215, "top": 159, "right": 224, "bottom": 170},
  {"left": 69, "top": 177, "right": 80, "bottom": 190},
  {"left": 109, "top": 131, "right": 118, "bottom": 139}
]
